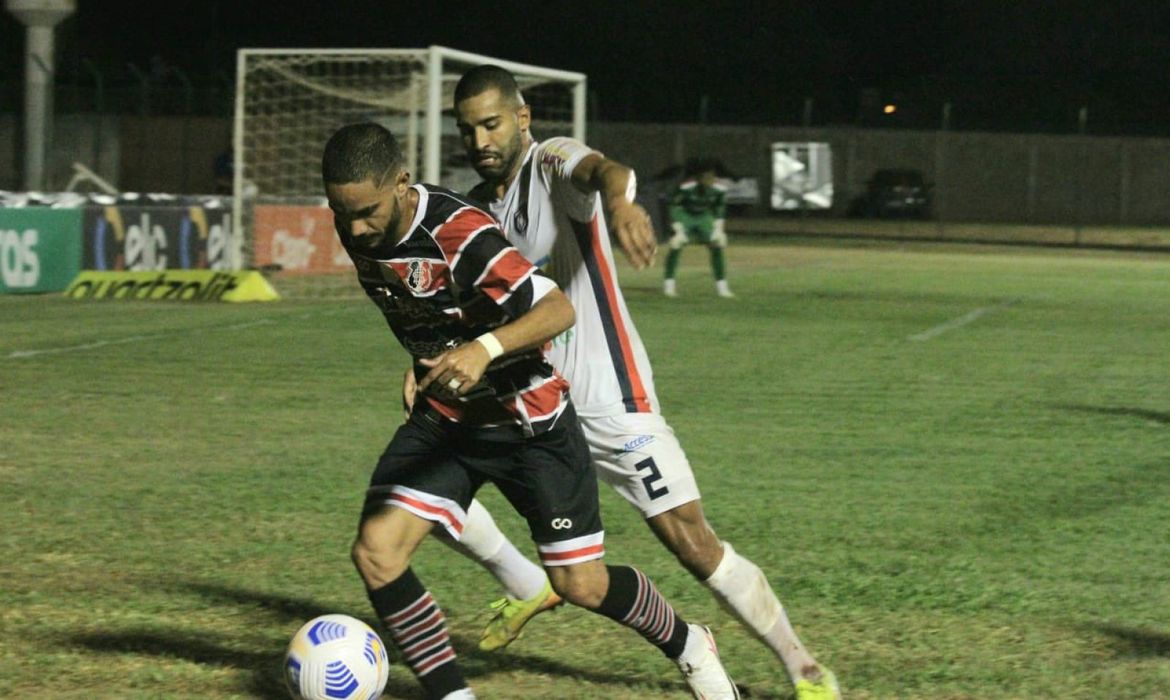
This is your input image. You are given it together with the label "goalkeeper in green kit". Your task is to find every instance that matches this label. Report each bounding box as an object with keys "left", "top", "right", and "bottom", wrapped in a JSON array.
[{"left": 664, "top": 158, "right": 734, "bottom": 298}]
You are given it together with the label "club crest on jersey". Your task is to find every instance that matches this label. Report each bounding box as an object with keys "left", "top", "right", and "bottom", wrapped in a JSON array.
[
  {"left": 404, "top": 259, "right": 433, "bottom": 292},
  {"left": 512, "top": 208, "right": 529, "bottom": 237}
]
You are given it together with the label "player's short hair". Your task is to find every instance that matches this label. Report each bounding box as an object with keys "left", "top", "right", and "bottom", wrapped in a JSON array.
[
  {"left": 322, "top": 122, "right": 404, "bottom": 186},
  {"left": 454, "top": 65, "right": 525, "bottom": 107},
  {"left": 685, "top": 156, "right": 722, "bottom": 178}
]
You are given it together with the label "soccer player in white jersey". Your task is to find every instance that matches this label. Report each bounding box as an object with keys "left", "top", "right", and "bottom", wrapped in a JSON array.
[{"left": 409, "top": 65, "right": 841, "bottom": 700}]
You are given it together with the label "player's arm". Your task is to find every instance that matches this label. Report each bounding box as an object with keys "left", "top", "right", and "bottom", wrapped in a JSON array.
[
  {"left": 668, "top": 185, "right": 688, "bottom": 242},
  {"left": 479, "top": 286, "right": 574, "bottom": 355},
  {"left": 402, "top": 366, "right": 417, "bottom": 420},
  {"left": 668, "top": 185, "right": 687, "bottom": 222},
  {"left": 570, "top": 153, "right": 657, "bottom": 270},
  {"left": 713, "top": 186, "right": 728, "bottom": 220},
  {"left": 418, "top": 215, "right": 574, "bottom": 396},
  {"left": 712, "top": 186, "right": 728, "bottom": 245},
  {"left": 417, "top": 288, "right": 574, "bottom": 396}
]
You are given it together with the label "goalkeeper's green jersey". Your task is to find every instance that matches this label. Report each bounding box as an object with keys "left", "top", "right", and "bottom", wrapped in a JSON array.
[{"left": 669, "top": 179, "right": 727, "bottom": 224}]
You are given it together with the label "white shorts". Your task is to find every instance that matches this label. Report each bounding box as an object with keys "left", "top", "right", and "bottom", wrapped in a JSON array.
[{"left": 579, "top": 412, "right": 701, "bottom": 519}]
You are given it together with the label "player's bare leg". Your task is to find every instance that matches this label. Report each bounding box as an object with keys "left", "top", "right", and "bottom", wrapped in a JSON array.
[
  {"left": 352, "top": 506, "right": 433, "bottom": 588},
  {"left": 547, "top": 558, "right": 740, "bottom": 700},
  {"left": 354, "top": 507, "right": 472, "bottom": 699},
  {"left": 647, "top": 500, "right": 837, "bottom": 697}
]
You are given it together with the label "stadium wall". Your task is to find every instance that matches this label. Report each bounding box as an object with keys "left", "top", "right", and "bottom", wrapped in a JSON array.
[
  {"left": 7, "top": 115, "right": 1170, "bottom": 226},
  {"left": 0, "top": 115, "right": 229, "bottom": 195},
  {"left": 591, "top": 124, "right": 1170, "bottom": 225}
]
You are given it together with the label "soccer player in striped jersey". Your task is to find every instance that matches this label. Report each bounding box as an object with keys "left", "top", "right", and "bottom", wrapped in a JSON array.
[
  {"left": 428, "top": 67, "right": 841, "bottom": 700},
  {"left": 323, "top": 123, "right": 739, "bottom": 700}
]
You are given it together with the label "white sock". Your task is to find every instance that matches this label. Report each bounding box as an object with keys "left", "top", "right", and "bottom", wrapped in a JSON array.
[
  {"left": 703, "top": 541, "right": 818, "bottom": 682},
  {"left": 664, "top": 279, "right": 677, "bottom": 296},
  {"left": 442, "top": 498, "right": 547, "bottom": 601}
]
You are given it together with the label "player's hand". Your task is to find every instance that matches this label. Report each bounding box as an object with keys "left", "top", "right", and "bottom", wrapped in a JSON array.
[
  {"left": 402, "top": 367, "right": 417, "bottom": 421},
  {"left": 417, "top": 342, "right": 492, "bottom": 397},
  {"left": 609, "top": 201, "right": 657, "bottom": 270}
]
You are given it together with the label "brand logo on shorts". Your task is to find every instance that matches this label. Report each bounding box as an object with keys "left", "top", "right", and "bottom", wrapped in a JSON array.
[
  {"left": 613, "top": 435, "right": 655, "bottom": 455},
  {"left": 551, "top": 518, "right": 573, "bottom": 530}
]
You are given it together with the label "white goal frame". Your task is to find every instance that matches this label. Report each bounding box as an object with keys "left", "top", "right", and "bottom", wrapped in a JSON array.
[{"left": 231, "top": 45, "right": 586, "bottom": 270}]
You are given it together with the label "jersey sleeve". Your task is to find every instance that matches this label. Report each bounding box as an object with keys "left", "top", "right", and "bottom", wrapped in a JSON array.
[
  {"left": 433, "top": 206, "right": 554, "bottom": 321},
  {"left": 534, "top": 137, "right": 599, "bottom": 222},
  {"left": 668, "top": 182, "right": 689, "bottom": 221}
]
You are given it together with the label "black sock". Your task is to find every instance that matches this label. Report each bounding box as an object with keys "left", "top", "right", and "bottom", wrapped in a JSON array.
[
  {"left": 368, "top": 568, "right": 466, "bottom": 698},
  {"left": 593, "top": 564, "right": 689, "bottom": 658}
]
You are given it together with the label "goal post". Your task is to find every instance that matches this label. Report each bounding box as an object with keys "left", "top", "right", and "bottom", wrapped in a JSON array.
[{"left": 232, "top": 45, "right": 586, "bottom": 273}]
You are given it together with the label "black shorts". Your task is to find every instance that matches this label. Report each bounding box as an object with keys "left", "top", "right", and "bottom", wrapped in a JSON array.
[{"left": 363, "top": 402, "right": 605, "bottom": 567}]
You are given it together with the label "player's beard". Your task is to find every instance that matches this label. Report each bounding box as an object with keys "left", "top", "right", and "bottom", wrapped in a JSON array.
[
  {"left": 349, "top": 229, "right": 388, "bottom": 255},
  {"left": 351, "top": 202, "right": 401, "bottom": 255},
  {"left": 471, "top": 130, "right": 523, "bottom": 185}
]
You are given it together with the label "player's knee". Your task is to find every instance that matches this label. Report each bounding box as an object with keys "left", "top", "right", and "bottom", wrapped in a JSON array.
[
  {"left": 547, "top": 564, "right": 607, "bottom": 609},
  {"left": 351, "top": 533, "right": 410, "bottom": 588},
  {"left": 673, "top": 536, "right": 724, "bottom": 578},
  {"left": 669, "top": 231, "right": 688, "bottom": 249},
  {"left": 649, "top": 507, "right": 724, "bottom": 578}
]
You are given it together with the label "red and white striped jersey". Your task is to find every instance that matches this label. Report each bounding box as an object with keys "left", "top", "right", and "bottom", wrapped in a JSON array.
[
  {"left": 339, "top": 184, "right": 569, "bottom": 436},
  {"left": 471, "top": 138, "right": 660, "bottom": 418}
]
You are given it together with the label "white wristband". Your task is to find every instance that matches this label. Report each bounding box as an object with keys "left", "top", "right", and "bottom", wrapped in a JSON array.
[
  {"left": 624, "top": 170, "right": 638, "bottom": 204},
  {"left": 476, "top": 332, "right": 505, "bottom": 360}
]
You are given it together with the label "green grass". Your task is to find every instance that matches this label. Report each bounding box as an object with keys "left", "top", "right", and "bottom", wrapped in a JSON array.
[{"left": 2, "top": 240, "right": 1169, "bottom": 699}]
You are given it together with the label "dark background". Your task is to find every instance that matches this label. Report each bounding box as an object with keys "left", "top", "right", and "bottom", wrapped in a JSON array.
[{"left": 4, "top": 0, "right": 1170, "bottom": 134}]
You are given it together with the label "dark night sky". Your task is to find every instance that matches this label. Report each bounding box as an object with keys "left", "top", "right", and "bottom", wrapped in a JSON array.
[{"left": 5, "top": 1, "right": 1170, "bottom": 134}]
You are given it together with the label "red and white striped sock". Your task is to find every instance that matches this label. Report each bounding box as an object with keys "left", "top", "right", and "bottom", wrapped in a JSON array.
[
  {"left": 594, "top": 565, "right": 689, "bottom": 658},
  {"left": 368, "top": 568, "right": 466, "bottom": 698}
]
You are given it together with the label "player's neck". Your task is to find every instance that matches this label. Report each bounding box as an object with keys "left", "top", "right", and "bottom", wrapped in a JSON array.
[
  {"left": 391, "top": 187, "right": 420, "bottom": 244},
  {"left": 495, "top": 134, "right": 533, "bottom": 198}
]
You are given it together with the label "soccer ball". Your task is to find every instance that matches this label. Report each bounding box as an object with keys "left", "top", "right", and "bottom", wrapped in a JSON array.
[{"left": 284, "top": 614, "right": 390, "bottom": 700}]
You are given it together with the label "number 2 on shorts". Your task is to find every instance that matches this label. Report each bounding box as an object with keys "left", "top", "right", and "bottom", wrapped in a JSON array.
[{"left": 635, "top": 457, "right": 669, "bottom": 500}]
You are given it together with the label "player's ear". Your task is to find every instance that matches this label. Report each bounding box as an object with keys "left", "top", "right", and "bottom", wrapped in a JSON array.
[
  {"left": 393, "top": 168, "right": 410, "bottom": 193},
  {"left": 517, "top": 103, "right": 531, "bottom": 132}
]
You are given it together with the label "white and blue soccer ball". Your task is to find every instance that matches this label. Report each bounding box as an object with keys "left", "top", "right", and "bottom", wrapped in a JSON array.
[{"left": 285, "top": 614, "right": 390, "bottom": 700}]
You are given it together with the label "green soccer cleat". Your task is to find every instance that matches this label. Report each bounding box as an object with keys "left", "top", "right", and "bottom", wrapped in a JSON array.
[
  {"left": 794, "top": 666, "right": 841, "bottom": 700},
  {"left": 478, "top": 579, "right": 563, "bottom": 652}
]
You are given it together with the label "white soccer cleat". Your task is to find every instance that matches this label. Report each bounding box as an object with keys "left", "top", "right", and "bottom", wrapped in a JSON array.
[
  {"left": 439, "top": 689, "right": 477, "bottom": 700},
  {"left": 715, "top": 280, "right": 735, "bottom": 298},
  {"left": 675, "top": 624, "right": 740, "bottom": 700},
  {"left": 664, "top": 279, "right": 678, "bottom": 297}
]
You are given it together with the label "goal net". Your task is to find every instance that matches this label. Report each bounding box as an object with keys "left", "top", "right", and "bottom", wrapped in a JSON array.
[{"left": 233, "top": 45, "right": 585, "bottom": 293}]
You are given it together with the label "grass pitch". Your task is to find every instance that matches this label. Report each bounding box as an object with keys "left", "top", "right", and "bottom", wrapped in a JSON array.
[{"left": 2, "top": 240, "right": 1168, "bottom": 699}]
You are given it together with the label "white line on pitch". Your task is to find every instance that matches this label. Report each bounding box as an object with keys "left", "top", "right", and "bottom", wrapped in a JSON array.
[
  {"left": 908, "top": 301, "right": 1015, "bottom": 342},
  {"left": 6, "top": 319, "right": 277, "bottom": 359}
]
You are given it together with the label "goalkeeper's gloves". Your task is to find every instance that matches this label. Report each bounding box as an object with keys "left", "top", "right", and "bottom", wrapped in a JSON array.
[{"left": 711, "top": 219, "right": 727, "bottom": 247}]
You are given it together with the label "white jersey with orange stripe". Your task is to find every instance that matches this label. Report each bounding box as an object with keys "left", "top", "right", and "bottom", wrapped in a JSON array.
[{"left": 475, "top": 138, "right": 660, "bottom": 418}]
